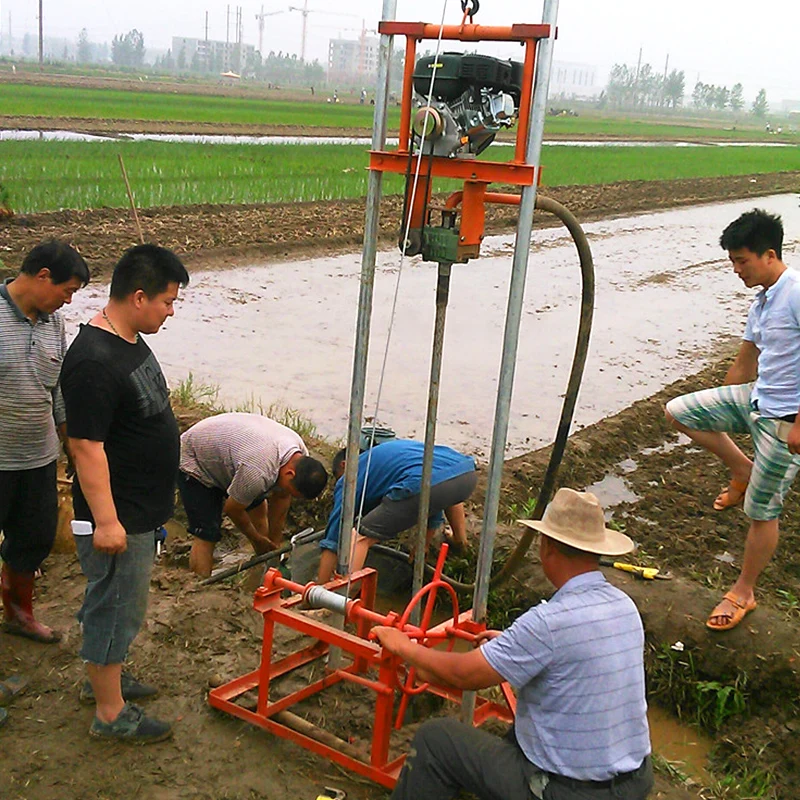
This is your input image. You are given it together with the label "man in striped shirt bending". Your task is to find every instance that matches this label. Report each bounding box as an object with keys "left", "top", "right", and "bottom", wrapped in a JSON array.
[
  {"left": 178, "top": 413, "right": 328, "bottom": 577},
  {"left": 374, "top": 488, "right": 653, "bottom": 800},
  {"left": 0, "top": 240, "right": 89, "bottom": 643}
]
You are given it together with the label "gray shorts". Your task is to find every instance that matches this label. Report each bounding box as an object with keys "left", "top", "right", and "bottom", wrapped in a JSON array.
[
  {"left": 75, "top": 530, "right": 156, "bottom": 665},
  {"left": 360, "top": 470, "right": 477, "bottom": 541}
]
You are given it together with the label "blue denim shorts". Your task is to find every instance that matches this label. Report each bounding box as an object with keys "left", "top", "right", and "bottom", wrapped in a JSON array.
[{"left": 74, "top": 530, "right": 156, "bottom": 665}]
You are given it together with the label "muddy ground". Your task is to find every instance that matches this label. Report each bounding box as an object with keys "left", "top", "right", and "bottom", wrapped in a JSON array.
[{"left": 2, "top": 171, "right": 800, "bottom": 799}]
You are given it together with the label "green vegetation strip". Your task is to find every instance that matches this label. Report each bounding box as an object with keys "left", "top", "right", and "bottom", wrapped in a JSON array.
[
  {"left": 1, "top": 139, "right": 798, "bottom": 213},
  {"left": 0, "top": 83, "right": 391, "bottom": 128}
]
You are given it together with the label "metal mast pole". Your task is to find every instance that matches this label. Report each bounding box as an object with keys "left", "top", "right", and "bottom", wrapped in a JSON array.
[
  {"left": 461, "top": 0, "right": 559, "bottom": 724},
  {"left": 337, "top": 0, "right": 397, "bottom": 579}
]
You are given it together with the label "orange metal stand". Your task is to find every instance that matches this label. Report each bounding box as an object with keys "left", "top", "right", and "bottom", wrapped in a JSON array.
[
  {"left": 369, "top": 21, "right": 551, "bottom": 262},
  {"left": 209, "top": 548, "right": 515, "bottom": 789}
]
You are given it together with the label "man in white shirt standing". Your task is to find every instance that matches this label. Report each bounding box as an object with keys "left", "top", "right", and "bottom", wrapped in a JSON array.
[{"left": 666, "top": 208, "right": 800, "bottom": 630}]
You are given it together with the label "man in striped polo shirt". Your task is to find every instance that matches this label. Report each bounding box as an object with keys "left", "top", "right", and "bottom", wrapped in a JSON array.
[
  {"left": 666, "top": 209, "right": 800, "bottom": 631},
  {"left": 0, "top": 240, "right": 89, "bottom": 644},
  {"left": 374, "top": 488, "right": 653, "bottom": 800},
  {"left": 178, "top": 413, "right": 328, "bottom": 577}
]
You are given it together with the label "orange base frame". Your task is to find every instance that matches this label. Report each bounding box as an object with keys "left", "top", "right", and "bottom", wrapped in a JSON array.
[{"left": 208, "top": 567, "right": 516, "bottom": 789}]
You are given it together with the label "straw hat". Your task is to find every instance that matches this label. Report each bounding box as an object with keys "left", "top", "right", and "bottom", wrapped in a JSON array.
[{"left": 519, "top": 488, "right": 634, "bottom": 556}]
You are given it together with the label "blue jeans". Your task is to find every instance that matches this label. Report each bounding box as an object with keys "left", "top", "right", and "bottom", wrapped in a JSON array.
[{"left": 75, "top": 530, "right": 156, "bottom": 665}]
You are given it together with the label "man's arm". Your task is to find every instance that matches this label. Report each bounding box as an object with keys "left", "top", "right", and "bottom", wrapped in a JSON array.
[
  {"left": 69, "top": 438, "right": 127, "bottom": 554},
  {"left": 266, "top": 489, "right": 292, "bottom": 547},
  {"left": 223, "top": 496, "right": 273, "bottom": 553},
  {"left": 723, "top": 340, "right": 759, "bottom": 385},
  {"left": 372, "top": 626, "right": 503, "bottom": 690},
  {"left": 57, "top": 422, "right": 75, "bottom": 477}
]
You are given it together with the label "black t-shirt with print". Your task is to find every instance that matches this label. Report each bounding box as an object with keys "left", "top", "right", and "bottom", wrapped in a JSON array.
[{"left": 61, "top": 324, "right": 179, "bottom": 534}]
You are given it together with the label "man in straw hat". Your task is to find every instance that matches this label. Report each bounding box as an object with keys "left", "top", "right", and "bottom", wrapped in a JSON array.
[{"left": 374, "top": 488, "right": 653, "bottom": 800}]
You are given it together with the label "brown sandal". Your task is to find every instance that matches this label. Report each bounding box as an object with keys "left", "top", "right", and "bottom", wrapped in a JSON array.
[
  {"left": 713, "top": 479, "right": 748, "bottom": 511},
  {"left": 706, "top": 592, "right": 757, "bottom": 631}
]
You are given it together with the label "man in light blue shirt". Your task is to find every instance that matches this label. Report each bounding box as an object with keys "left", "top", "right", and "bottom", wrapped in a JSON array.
[
  {"left": 666, "top": 209, "right": 800, "bottom": 631},
  {"left": 374, "top": 488, "right": 653, "bottom": 800},
  {"left": 317, "top": 439, "right": 476, "bottom": 583}
]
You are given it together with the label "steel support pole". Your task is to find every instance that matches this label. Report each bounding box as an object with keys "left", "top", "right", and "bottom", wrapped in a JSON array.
[
  {"left": 411, "top": 261, "right": 452, "bottom": 625},
  {"left": 338, "top": 0, "right": 397, "bottom": 577},
  {"left": 461, "top": 0, "right": 559, "bottom": 724},
  {"left": 328, "top": 0, "right": 397, "bottom": 669}
]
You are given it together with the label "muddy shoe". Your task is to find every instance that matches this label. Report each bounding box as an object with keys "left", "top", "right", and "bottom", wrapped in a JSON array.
[
  {"left": 80, "top": 672, "right": 158, "bottom": 706},
  {"left": 89, "top": 703, "right": 173, "bottom": 744}
]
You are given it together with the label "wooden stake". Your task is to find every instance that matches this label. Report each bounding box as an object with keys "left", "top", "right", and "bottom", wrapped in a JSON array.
[{"left": 117, "top": 154, "right": 145, "bottom": 244}]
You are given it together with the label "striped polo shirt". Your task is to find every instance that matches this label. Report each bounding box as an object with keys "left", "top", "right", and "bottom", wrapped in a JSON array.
[
  {"left": 180, "top": 412, "right": 308, "bottom": 506},
  {"left": 482, "top": 571, "right": 651, "bottom": 781},
  {"left": 0, "top": 281, "right": 67, "bottom": 470}
]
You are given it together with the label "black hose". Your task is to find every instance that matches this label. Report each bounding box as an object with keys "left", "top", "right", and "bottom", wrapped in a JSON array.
[{"left": 412, "top": 194, "right": 595, "bottom": 594}]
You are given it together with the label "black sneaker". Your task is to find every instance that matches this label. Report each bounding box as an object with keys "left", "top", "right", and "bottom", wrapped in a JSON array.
[
  {"left": 0, "top": 707, "right": 7, "bottom": 728},
  {"left": 89, "top": 702, "right": 172, "bottom": 744},
  {"left": 79, "top": 672, "right": 158, "bottom": 706}
]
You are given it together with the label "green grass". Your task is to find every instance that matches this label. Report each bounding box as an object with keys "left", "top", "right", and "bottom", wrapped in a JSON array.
[
  {"left": 0, "top": 82, "right": 391, "bottom": 129},
  {"left": 1, "top": 138, "right": 798, "bottom": 214},
  {"left": 542, "top": 113, "right": 797, "bottom": 141}
]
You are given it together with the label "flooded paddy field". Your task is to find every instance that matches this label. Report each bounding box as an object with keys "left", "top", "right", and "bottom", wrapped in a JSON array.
[{"left": 60, "top": 192, "right": 800, "bottom": 457}]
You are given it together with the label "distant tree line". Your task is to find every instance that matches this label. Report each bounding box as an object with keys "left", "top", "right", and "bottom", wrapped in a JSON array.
[
  {"left": 604, "top": 63, "right": 685, "bottom": 109},
  {"left": 605, "top": 60, "right": 769, "bottom": 117}
]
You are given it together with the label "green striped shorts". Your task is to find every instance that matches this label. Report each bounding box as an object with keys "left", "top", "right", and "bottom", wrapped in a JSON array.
[{"left": 666, "top": 382, "right": 800, "bottom": 520}]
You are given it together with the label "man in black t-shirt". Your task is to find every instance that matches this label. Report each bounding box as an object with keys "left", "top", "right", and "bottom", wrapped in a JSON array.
[{"left": 61, "top": 244, "right": 189, "bottom": 744}]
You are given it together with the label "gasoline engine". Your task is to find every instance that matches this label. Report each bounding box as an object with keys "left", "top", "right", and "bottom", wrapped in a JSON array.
[{"left": 410, "top": 53, "right": 522, "bottom": 158}]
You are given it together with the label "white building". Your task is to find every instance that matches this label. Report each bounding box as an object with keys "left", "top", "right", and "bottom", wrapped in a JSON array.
[
  {"left": 548, "top": 60, "right": 602, "bottom": 100},
  {"left": 328, "top": 36, "right": 379, "bottom": 83},
  {"left": 171, "top": 36, "right": 255, "bottom": 73}
]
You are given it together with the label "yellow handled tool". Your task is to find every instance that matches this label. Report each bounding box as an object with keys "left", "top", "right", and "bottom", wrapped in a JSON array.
[{"left": 599, "top": 559, "right": 672, "bottom": 580}]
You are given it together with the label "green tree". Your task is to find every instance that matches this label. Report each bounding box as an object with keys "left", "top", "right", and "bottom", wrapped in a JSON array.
[
  {"left": 111, "top": 29, "right": 145, "bottom": 67},
  {"left": 730, "top": 83, "right": 744, "bottom": 112},
  {"left": 77, "top": 28, "right": 91, "bottom": 64},
  {"left": 751, "top": 88, "right": 768, "bottom": 117},
  {"left": 663, "top": 69, "right": 685, "bottom": 108}
]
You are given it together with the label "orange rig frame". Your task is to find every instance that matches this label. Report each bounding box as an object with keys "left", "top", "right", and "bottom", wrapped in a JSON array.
[
  {"left": 369, "top": 21, "right": 552, "bottom": 263},
  {"left": 208, "top": 546, "right": 516, "bottom": 789}
]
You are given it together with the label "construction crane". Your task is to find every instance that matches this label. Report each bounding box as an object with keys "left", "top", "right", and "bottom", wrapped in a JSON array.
[
  {"left": 255, "top": 5, "right": 286, "bottom": 54},
  {"left": 287, "top": 0, "right": 358, "bottom": 62}
]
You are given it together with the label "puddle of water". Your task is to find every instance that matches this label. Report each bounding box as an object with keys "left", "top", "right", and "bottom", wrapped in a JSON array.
[
  {"left": 584, "top": 474, "right": 641, "bottom": 516},
  {"left": 648, "top": 704, "right": 713, "bottom": 786},
  {"left": 641, "top": 433, "right": 692, "bottom": 456},
  {"left": 61, "top": 194, "right": 800, "bottom": 459},
  {"left": 1, "top": 129, "right": 793, "bottom": 148}
]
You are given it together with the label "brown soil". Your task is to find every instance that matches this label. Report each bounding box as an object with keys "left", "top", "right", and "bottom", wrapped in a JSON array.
[{"left": 3, "top": 170, "right": 800, "bottom": 799}]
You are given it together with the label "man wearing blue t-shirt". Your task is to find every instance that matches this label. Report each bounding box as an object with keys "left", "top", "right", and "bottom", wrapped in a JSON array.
[
  {"left": 317, "top": 439, "right": 477, "bottom": 583},
  {"left": 374, "top": 488, "right": 653, "bottom": 800},
  {"left": 666, "top": 208, "right": 800, "bottom": 631}
]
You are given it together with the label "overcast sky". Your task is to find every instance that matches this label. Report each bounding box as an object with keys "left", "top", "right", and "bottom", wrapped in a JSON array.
[{"left": 1, "top": 0, "right": 799, "bottom": 103}]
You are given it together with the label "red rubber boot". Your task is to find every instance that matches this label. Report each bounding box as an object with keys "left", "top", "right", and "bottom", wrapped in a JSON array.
[{"left": 1, "top": 563, "right": 61, "bottom": 644}]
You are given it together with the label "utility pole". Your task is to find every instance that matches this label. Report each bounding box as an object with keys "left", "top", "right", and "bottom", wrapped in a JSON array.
[
  {"left": 226, "top": 4, "right": 230, "bottom": 44},
  {"left": 257, "top": 4, "right": 264, "bottom": 54},
  {"left": 38, "top": 0, "right": 43, "bottom": 71},
  {"left": 633, "top": 45, "right": 642, "bottom": 107},
  {"left": 205, "top": 10, "right": 209, "bottom": 42}
]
